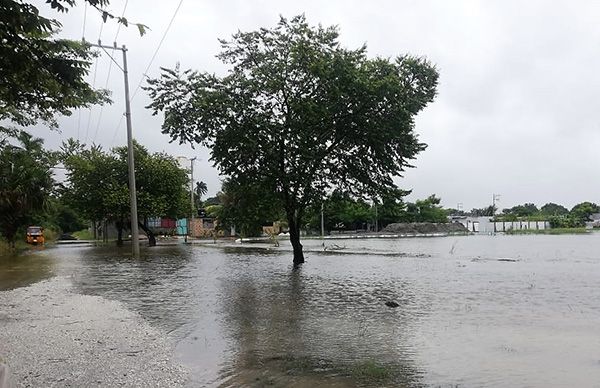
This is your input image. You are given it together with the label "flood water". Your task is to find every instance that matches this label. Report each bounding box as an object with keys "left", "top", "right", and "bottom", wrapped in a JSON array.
[{"left": 3, "top": 234, "right": 600, "bottom": 387}]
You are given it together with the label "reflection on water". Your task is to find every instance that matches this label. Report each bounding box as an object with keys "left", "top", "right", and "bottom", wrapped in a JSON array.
[
  {"left": 3, "top": 234, "right": 600, "bottom": 387},
  {"left": 0, "top": 248, "right": 54, "bottom": 290}
]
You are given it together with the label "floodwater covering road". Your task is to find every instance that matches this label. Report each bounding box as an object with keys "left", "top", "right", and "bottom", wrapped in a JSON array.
[{"left": 1, "top": 234, "right": 600, "bottom": 387}]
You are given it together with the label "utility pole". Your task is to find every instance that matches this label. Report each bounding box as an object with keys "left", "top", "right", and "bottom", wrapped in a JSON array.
[
  {"left": 492, "top": 193, "right": 501, "bottom": 233},
  {"left": 86, "top": 40, "right": 139, "bottom": 257},
  {"left": 492, "top": 194, "right": 501, "bottom": 215}
]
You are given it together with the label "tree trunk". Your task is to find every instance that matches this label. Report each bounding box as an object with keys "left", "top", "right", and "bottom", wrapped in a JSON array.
[
  {"left": 138, "top": 221, "right": 156, "bottom": 247},
  {"left": 287, "top": 214, "right": 305, "bottom": 265},
  {"left": 116, "top": 219, "right": 124, "bottom": 246}
]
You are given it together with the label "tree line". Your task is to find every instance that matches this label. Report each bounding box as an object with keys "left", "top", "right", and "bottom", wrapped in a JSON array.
[
  {"left": 0, "top": 133, "right": 191, "bottom": 248},
  {"left": 451, "top": 202, "right": 599, "bottom": 228}
]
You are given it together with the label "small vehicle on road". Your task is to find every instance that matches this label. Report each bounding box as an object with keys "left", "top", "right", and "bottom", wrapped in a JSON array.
[{"left": 26, "top": 226, "right": 45, "bottom": 245}]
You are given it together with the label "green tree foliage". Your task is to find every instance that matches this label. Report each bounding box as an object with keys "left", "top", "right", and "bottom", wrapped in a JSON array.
[
  {"left": 570, "top": 202, "right": 599, "bottom": 222},
  {"left": 213, "top": 179, "right": 283, "bottom": 237},
  {"left": 61, "top": 140, "right": 190, "bottom": 245},
  {"left": 539, "top": 202, "right": 569, "bottom": 216},
  {"left": 0, "top": 131, "right": 55, "bottom": 246},
  {"left": 0, "top": 0, "right": 113, "bottom": 133},
  {"left": 470, "top": 206, "right": 495, "bottom": 217},
  {"left": 502, "top": 203, "right": 538, "bottom": 217},
  {"left": 146, "top": 16, "right": 438, "bottom": 264},
  {"left": 194, "top": 181, "right": 208, "bottom": 209},
  {"left": 309, "top": 191, "right": 373, "bottom": 231},
  {"left": 399, "top": 195, "right": 448, "bottom": 223},
  {"left": 374, "top": 193, "right": 408, "bottom": 229},
  {"left": 548, "top": 215, "right": 583, "bottom": 229},
  {"left": 50, "top": 198, "right": 88, "bottom": 233}
]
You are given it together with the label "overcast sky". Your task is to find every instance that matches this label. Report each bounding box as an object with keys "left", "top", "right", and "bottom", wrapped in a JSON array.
[{"left": 32, "top": 0, "right": 600, "bottom": 211}]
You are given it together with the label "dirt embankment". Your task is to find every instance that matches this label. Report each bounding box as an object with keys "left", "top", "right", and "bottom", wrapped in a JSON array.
[{"left": 381, "top": 222, "right": 468, "bottom": 235}]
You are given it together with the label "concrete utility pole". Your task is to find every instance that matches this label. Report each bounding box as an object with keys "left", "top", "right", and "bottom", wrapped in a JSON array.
[
  {"left": 86, "top": 40, "right": 139, "bottom": 257},
  {"left": 492, "top": 194, "right": 501, "bottom": 215}
]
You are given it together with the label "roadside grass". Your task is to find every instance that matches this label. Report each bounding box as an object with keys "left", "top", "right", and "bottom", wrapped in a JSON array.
[
  {"left": 72, "top": 229, "right": 94, "bottom": 240},
  {"left": 0, "top": 239, "right": 29, "bottom": 256}
]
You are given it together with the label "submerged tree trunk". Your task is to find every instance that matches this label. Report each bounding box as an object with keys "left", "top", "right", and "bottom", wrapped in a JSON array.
[
  {"left": 287, "top": 213, "right": 305, "bottom": 265},
  {"left": 138, "top": 221, "right": 156, "bottom": 247}
]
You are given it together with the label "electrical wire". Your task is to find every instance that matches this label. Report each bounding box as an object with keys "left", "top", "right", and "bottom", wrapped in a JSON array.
[
  {"left": 131, "top": 0, "right": 184, "bottom": 101},
  {"left": 100, "top": 0, "right": 129, "bottom": 146},
  {"left": 76, "top": 2, "right": 89, "bottom": 142},
  {"left": 109, "top": 0, "right": 184, "bottom": 147},
  {"left": 84, "top": 22, "right": 103, "bottom": 143}
]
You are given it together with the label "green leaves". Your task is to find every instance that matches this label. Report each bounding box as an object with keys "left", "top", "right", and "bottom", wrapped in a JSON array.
[
  {"left": 0, "top": 131, "right": 55, "bottom": 243},
  {"left": 0, "top": 1, "right": 111, "bottom": 129},
  {"left": 60, "top": 141, "right": 190, "bottom": 225}
]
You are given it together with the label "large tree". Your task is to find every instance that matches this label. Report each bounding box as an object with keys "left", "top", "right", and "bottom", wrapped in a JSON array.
[
  {"left": 0, "top": 131, "right": 55, "bottom": 246},
  {"left": 146, "top": 16, "right": 438, "bottom": 264}
]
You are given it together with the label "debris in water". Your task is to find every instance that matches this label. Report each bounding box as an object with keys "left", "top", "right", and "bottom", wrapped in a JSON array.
[{"left": 385, "top": 301, "right": 400, "bottom": 308}]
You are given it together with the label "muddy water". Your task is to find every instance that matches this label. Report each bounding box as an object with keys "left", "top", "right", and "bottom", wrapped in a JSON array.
[{"left": 3, "top": 234, "right": 600, "bottom": 387}]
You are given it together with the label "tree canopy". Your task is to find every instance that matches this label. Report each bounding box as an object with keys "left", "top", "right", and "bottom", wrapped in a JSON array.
[
  {"left": 0, "top": 131, "right": 55, "bottom": 245},
  {"left": 0, "top": 0, "right": 112, "bottom": 133},
  {"left": 146, "top": 15, "right": 439, "bottom": 263},
  {"left": 61, "top": 140, "right": 190, "bottom": 245}
]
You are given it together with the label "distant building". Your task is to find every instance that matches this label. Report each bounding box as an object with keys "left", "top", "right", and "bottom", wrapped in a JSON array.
[{"left": 450, "top": 216, "right": 549, "bottom": 233}]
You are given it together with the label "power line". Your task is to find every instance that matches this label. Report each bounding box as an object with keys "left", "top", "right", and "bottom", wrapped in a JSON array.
[
  {"left": 110, "top": 115, "right": 125, "bottom": 147},
  {"left": 109, "top": 0, "right": 184, "bottom": 147},
  {"left": 76, "top": 2, "right": 88, "bottom": 142},
  {"left": 84, "top": 22, "right": 103, "bottom": 143},
  {"left": 131, "top": 0, "right": 184, "bottom": 101},
  {"left": 114, "top": 0, "right": 129, "bottom": 41},
  {"left": 96, "top": 0, "right": 129, "bottom": 145}
]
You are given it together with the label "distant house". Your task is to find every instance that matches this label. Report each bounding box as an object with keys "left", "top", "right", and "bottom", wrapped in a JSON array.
[{"left": 189, "top": 217, "right": 227, "bottom": 238}]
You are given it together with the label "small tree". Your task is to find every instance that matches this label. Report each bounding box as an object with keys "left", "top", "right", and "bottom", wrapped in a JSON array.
[{"left": 146, "top": 16, "right": 438, "bottom": 264}]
